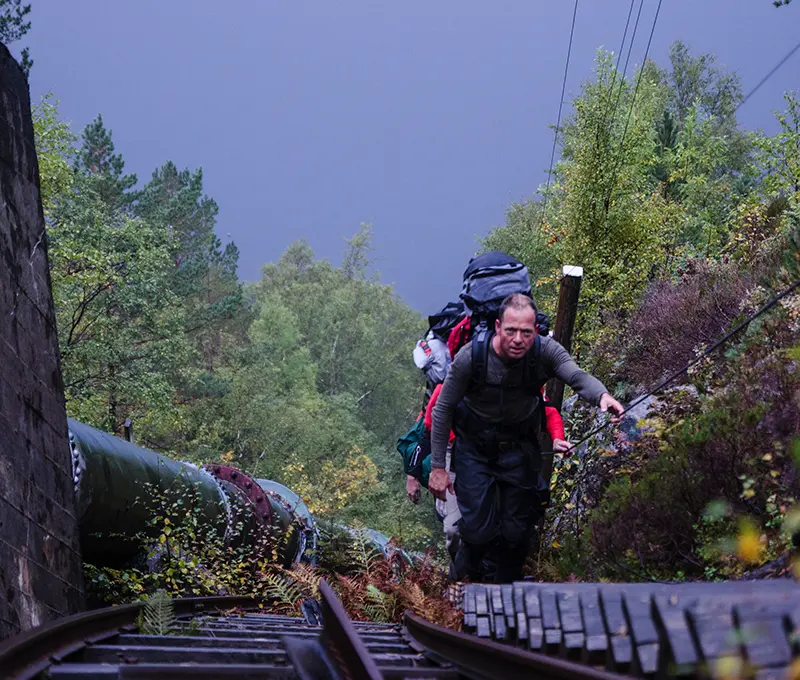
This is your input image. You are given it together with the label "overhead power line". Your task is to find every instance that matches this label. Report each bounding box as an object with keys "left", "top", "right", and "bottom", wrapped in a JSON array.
[
  {"left": 593, "top": 0, "right": 638, "bottom": 157},
  {"left": 738, "top": 39, "right": 800, "bottom": 111},
  {"left": 604, "top": 0, "right": 646, "bottom": 135},
  {"left": 539, "top": 0, "right": 579, "bottom": 229},
  {"left": 604, "top": 0, "right": 664, "bottom": 211},
  {"left": 620, "top": 0, "right": 647, "bottom": 84}
]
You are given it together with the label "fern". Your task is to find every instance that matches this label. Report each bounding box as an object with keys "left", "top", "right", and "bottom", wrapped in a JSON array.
[
  {"left": 261, "top": 571, "right": 303, "bottom": 611},
  {"left": 137, "top": 589, "right": 176, "bottom": 636},
  {"left": 350, "top": 529, "right": 386, "bottom": 578},
  {"left": 285, "top": 563, "right": 322, "bottom": 597},
  {"left": 362, "top": 584, "right": 395, "bottom": 622}
]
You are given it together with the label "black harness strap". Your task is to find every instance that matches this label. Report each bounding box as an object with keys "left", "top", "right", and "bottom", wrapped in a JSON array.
[
  {"left": 471, "top": 327, "right": 492, "bottom": 386},
  {"left": 472, "top": 331, "right": 542, "bottom": 389},
  {"left": 470, "top": 331, "right": 549, "bottom": 433}
]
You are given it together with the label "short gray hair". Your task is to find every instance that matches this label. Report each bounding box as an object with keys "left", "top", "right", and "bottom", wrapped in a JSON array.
[{"left": 498, "top": 293, "right": 537, "bottom": 322}]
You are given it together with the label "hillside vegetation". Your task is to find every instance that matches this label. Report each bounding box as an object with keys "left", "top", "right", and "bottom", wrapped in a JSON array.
[
  {"left": 30, "top": 36, "right": 800, "bottom": 591},
  {"left": 33, "top": 101, "right": 437, "bottom": 551},
  {"left": 482, "top": 43, "right": 800, "bottom": 582}
]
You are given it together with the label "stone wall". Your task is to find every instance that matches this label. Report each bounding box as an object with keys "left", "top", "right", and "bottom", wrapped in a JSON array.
[{"left": 0, "top": 42, "right": 85, "bottom": 638}]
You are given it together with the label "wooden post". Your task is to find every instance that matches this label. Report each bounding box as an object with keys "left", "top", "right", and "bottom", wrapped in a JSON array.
[
  {"left": 546, "top": 265, "right": 583, "bottom": 410},
  {"left": 535, "top": 265, "right": 583, "bottom": 560}
]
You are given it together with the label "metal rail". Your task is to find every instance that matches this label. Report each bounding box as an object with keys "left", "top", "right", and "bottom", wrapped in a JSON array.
[
  {"left": 0, "top": 595, "right": 257, "bottom": 680},
  {"left": 0, "top": 581, "right": 646, "bottom": 680},
  {"left": 404, "top": 611, "right": 629, "bottom": 680}
]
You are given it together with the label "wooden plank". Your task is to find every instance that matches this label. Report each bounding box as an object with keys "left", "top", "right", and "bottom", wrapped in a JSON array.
[
  {"left": 607, "top": 635, "right": 633, "bottom": 674},
  {"left": 524, "top": 588, "right": 541, "bottom": 619},
  {"left": 544, "top": 628, "right": 562, "bottom": 654},
  {"left": 501, "top": 585, "right": 515, "bottom": 629},
  {"left": 738, "top": 618, "right": 792, "bottom": 670},
  {"left": 493, "top": 614, "right": 508, "bottom": 642},
  {"left": 561, "top": 633, "right": 585, "bottom": 661},
  {"left": 557, "top": 591, "right": 583, "bottom": 634},
  {"left": 512, "top": 584, "right": 525, "bottom": 619},
  {"left": 528, "top": 618, "right": 544, "bottom": 652},
  {"left": 475, "top": 587, "right": 489, "bottom": 617},
  {"left": 463, "top": 589, "right": 476, "bottom": 615},
  {"left": 599, "top": 590, "right": 626, "bottom": 638},
  {"left": 540, "top": 591, "right": 560, "bottom": 632},
  {"left": 516, "top": 612, "right": 528, "bottom": 645},
  {"left": 651, "top": 595, "right": 700, "bottom": 676}
]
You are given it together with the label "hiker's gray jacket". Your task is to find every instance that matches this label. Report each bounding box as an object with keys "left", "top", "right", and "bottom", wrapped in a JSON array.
[{"left": 430, "top": 337, "right": 607, "bottom": 468}]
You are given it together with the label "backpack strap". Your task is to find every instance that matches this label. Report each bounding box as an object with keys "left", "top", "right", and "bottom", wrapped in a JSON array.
[
  {"left": 471, "top": 327, "right": 492, "bottom": 385},
  {"left": 522, "top": 335, "right": 550, "bottom": 434},
  {"left": 521, "top": 334, "right": 543, "bottom": 391}
]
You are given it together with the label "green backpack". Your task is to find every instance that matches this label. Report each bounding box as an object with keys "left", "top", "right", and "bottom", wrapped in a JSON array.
[{"left": 396, "top": 416, "right": 431, "bottom": 488}]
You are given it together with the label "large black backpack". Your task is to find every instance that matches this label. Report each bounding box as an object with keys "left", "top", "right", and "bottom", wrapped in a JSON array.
[
  {"left": 426, "top": 300, "right": 466, "bottom": 342},
  {"left": 458, "top": 252, "right": 551, "bottom": 433},
  {"left": 459, "top": 252, "right": 532, "bottom": 333}
]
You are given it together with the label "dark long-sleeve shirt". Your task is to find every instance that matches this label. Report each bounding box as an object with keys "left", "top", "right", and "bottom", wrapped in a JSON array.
[{"left": 430, "top": 336, "right": 608, "bottom": 468}]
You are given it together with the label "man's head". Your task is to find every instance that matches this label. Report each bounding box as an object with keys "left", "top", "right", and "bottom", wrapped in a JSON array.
[{"left": 494, "top": 293, "right": 538, "bottom": 360}]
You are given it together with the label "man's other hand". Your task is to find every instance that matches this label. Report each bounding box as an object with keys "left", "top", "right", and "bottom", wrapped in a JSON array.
[
  {"left": 428, "top": 467, "right": 454, "bottom": 501},
  {"left": 600, "top": 392, "right": 625, "bottom": 423},
  {"left": 406, "top": 475, "right": 421, "bottom": 504},
  {"left": 552, "top": 438, "right": 572, "bottom": 453}
]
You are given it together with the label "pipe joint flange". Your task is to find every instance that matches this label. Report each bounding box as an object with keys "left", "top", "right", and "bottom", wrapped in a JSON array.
[{"left": 201, "top": 465, "right": 275, "bottom": 527}]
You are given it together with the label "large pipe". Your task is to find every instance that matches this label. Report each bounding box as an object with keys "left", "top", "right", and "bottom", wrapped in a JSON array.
[
  {"left": 68, "top": 418, "right": 304, "bottom": 568},
  {"left": 67, "top": 419, "right": 398, "bottom": 571}
]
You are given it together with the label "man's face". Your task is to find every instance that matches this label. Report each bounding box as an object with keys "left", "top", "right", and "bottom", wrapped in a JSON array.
[{"left": 495, "top": 305, "right": 537, "bottom": 360}]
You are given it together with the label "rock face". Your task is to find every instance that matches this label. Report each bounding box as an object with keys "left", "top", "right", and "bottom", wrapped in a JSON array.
[{"left": 0, "top": 42, "right": 85, "bottom": 638}]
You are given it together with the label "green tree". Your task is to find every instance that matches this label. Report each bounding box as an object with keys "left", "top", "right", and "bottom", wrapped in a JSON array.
[
  {"left": 40, "top": 113, "right": 193, "bottom": 435},
  {"left": 220, "top": 230, "right": 435, "bottom": 544},
  {"left": 484, "top": 44, "right": 760, "bottom": 358},
  {"left": 49, "top": 176, "right": 191, "bottom": 434},
  {"left": 255, "top": 225, "right": 424, "bottom": 443},
  {"left": 134, "top": 161, "right": 246, "bottom": 373},
  {"left": 75, "top": 115, "right": 138, "bottom": 209},
  {"left": 757, "top": 92, "right": 800, "bottom": 198},
  {"left": 0, "top": 0, "right": 32, "bottom": 75},
  {"left": 32, "top": 94, "right": 75, "bottom": 216},
  {"left": 662, "top": 41, "right": 742, "bottom": 129},
  {"left": 129, "top": 161, "right": 247, "bottom": 455},
  {"left": 652, "top": 42, "right": 757, "bottom": 255},
  {"left": 543, "top": 51, "right": 669, "bottom": 353},
  {"left": 135, "top": 162, "right": 219, "bottom": 266}
]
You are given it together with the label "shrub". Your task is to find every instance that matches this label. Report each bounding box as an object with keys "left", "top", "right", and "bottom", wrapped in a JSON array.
[
  {"left": 84, "top": 483, "right": 458, "bottom": 627},
  {"left": 586, "top": 309, "right": 800, "bottom": 580}
]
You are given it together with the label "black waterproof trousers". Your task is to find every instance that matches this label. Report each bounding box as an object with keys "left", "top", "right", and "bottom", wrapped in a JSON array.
[{"left": 451, "top": 404, "right": 546, "bottom": 584}]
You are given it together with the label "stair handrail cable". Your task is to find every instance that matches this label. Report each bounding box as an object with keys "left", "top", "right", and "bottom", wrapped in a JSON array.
[{"left": 561, "top": 277, "right": 800, "bottom": 455}]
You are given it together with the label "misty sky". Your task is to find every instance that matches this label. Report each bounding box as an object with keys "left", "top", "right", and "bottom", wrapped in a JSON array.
[{"left": 20, "top": 1, "right": 800, "bottom": 315}]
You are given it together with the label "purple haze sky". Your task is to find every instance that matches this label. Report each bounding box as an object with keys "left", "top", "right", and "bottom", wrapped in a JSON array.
[{"left": 20, "top": 0, "right": 800, "bottom": 314}]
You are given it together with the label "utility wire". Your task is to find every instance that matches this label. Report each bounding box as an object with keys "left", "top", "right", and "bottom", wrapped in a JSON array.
[
  {"left": 602, "top": 0, "right": 646, "bottom": 143},
  {"left": 604, "top": 0, "right": 664, "bottom": 211},
  {"left": 738, "top": 39, "right": 800, "bottom": 111},
  {"left": 615, "top": 0, "right": 638, "bottom": 74},
  {"left": 539, "top": 0, "right": 579, "bottom": 230},
  {"left": 620, "top": 0, "right": 647, "bottom": 88},
  {"left": 562, "top": 277, "right": 800, "bottom": 456},
  {"left": 593, "top": 0, "right": 638, "bottom": 155}
]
